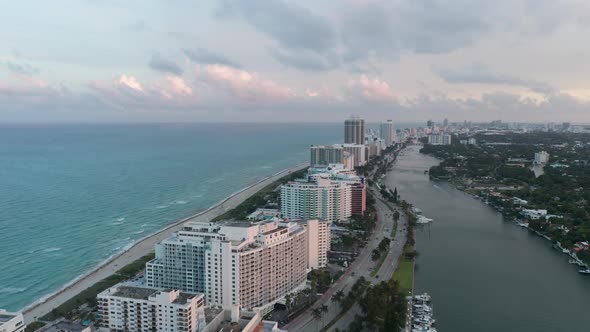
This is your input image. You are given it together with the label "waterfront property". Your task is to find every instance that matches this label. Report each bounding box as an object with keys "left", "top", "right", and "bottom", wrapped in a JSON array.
[
  {"left": 310, "top": 145, "right": 344, "bottom": 167},
  {"left": 97, "top": 284, "right": 204, "bottom": 332},
  {"left": 145, "top": 219, "right": 329, "bottom": 313},
  {"left": 380, "top": 120, "right": 396, "bottom": 146},
  {"left": 0, "top": 310, "right": 24, "bottom": 332},
  {"left": 280, "top": 178, "right": 352, "bottom": 222},
  {"left": 344, "top": 117, "right": 365, "bottom": 145}
]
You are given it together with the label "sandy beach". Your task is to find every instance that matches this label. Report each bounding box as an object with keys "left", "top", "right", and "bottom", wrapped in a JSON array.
[{"left": 22, "top": 163, "right": 307, "bottom": 324}]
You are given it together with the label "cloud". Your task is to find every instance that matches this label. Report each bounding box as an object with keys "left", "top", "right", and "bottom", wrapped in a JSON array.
[
  {"left": 183, "top": 48, "right": 241, "bottom": 68},
  {"left": 197, "top": 64, "right": 294, "bottom": 102},
  {"left": 346, "top": 75, "right": 395, "bottom": 102},
  {"left": 435, "top": 64, "right": 556, "bottom": 94},
  {"left": 149, "top": 53, "right": 184, "bottom": 75},
  {"left": 217, "top": 0, "right": 589, "bottom": 72},
  {"left": 157, "top": 75, "right": 193, "bottom": 98},
  {"left": 218, "top": 0, "right": 335, "bottom": 52},
  {"left": 3, "top": 61, "right": 40, "bottom": 75},
  {"left": 117, "top": 74, "right": 144, "bottom": 92}
]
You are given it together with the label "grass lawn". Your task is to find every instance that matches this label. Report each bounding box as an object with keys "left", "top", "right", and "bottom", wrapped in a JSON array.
[{"left": 393, "top": 258, "right": 414, "bottom": 292}]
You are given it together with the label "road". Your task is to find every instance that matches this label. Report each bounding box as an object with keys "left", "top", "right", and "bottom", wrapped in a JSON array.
[
  {"left": 326, "top": 192, "right": 408, "bottom": 332},
  {"left": 284, "top": 185, "right": 408, "bottom": 332}
]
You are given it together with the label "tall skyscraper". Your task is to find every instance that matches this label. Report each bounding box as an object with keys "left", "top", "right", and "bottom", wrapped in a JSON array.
[
  {"left": 344, "top": 117, "right": 365, "bottom": 145},
  {"left": 380, "top": 120, "right": 395, "bottom": 146},
  {"left": 443, "top": 118, "right": 449, "bottom": 127}
]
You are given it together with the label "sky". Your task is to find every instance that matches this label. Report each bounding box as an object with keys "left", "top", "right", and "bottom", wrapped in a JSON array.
[{"left": 1, "top": 0, "right": 590, "bottom": 123}]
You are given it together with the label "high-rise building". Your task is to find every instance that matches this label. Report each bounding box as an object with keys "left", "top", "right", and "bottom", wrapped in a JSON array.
[
  {"left": 380, "top": 120, "right": 395, "bottom": 146},
  {"left": 427, "top": 134, "right": 452, "bottom": 145},
  {"left": 365, "top": 142, "right": 381, "bottom": 161},
  {"left": 281, "top": 179, "right": 352, "bottom": 222},
  {"left": 0, "top": 310, "right": 24, "bottom": 332},
  {"left": 304, "top": 219, "right": 331, "bottom": 269},
  {"left": 344, "top": 117, "right": 365, "bottom": 145},
  {"left": 427, "top": 119, "right": 434, "bottom": 128},
  {"left": 351, "top": 183, "right": 366, "bottom": 216},
  {"left": 342, "top": 152, "right": 354, "bottom": 170},
  {"left": 341, "top": 144, "right": 366, "bottom": 167},
  {"left": 310, "top": 145, "right": 343, "bottom": 167},
  {"left": 97, "top": 285, "right": 205, "bottom": 332},
  {"left": 146, "top": 219, "right": 327, "bottom": 313}
]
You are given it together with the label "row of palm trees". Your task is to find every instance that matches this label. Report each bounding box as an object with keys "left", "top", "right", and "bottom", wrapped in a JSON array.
[{"left": 309, "top": 288, "right": 347, "bottom": 332}]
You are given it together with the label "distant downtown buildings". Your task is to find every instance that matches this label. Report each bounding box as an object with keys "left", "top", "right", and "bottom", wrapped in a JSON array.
[
  {"left": 145, "top": 219, "right": 329, "bottom": 313},
  {"left": 427, "top": 134, "right": 452, "bottom": 145}
]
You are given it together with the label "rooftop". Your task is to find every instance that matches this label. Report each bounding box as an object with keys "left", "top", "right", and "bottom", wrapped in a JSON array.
[
  {"left": 113, "top": 286, "right": 157, "bottom": 300},
  {"left": 171, "top": 292, "right": 197, "bottom": 304},
  {"left": 0, "top": 311, "right": 19, "bottom": 324}
]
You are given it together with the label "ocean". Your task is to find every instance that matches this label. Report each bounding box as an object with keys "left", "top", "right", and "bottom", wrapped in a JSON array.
[{"left": 0, "top": 122, "right": 419, "bottom": 311}]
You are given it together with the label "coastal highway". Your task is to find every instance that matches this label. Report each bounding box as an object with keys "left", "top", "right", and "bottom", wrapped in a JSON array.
[
  {"left": 326, "top": 194, "right": 408, "bottom": 331},
  {"left": 284, "top": 186, "right": 407, "bottom": 332},
  {"left": 23, "top": 163, "right": 308, "bottom": 324}
]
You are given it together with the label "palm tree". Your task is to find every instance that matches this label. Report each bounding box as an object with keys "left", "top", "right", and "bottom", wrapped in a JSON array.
[
  {"left": 320, "top": 304, "right": 329, "bottom": 328},
  {"left": 311, "top": 307, "right": 322, "bottom": 332},
  {"left": 332, "top": 290, "right": 345, "bottom": 308},
  {"left": 285, "top": 293, "right": 293, "bottom": 312}
]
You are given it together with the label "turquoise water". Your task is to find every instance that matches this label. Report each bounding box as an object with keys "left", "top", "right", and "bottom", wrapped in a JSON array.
[{"left": 0, "top": 123, "right": 351, "bottom": 311}]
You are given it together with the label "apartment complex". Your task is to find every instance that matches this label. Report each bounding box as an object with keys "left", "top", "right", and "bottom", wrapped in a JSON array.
[
  {"left": 281, "top": 179, "right": 352, "bottom": 222},
  {"left": 303, "top": 219, "right": 331, "bottom": 269},
  {"left": 306, "top": 164, "right": 366, "bottom": 217},
  {"left": 344, "top": 117, "right": 365, "bottom": 145},
  {"left": 310, "top": 145, "right": 343, "bottom": 167},
  {"left": 380, "top": 120, "right": 395, "bottom": 146},
  {"left": 351, "top": 184, "right": 367, "bottom": 216},
  {"left": 427, "top": 134, "right": 452, "bottom": 145},
  {"left": 146, "top": 219, "right": 327, "bottom": 312},
  {"left": 341, "top": 144, "right": 366, "bottom": 167},
  {"left": 0, "top": 310, "right": 24, "bottom": 332},
  {"left": 97, "top": 285, "right": 204, "bottom": 332}
]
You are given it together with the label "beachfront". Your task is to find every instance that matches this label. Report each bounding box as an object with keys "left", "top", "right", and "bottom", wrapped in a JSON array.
[{"left": 22, "top": 163, "right": 308, "bottom": 324}]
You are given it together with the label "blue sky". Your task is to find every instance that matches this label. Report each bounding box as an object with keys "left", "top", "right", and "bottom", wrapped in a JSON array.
[{"left": 1, "top": 0, "right": 590, "bottom": 122}]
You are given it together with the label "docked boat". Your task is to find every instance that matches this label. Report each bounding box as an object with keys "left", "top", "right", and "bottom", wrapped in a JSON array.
[
  {"left": 569, "top": 259, "right": 579, "bottom": 264},
  {"left": 579, "top": 269, "right": 590, "bottom": 274},
  {"left": 416, "top": 216, "right": 434, "bottom": 224}
]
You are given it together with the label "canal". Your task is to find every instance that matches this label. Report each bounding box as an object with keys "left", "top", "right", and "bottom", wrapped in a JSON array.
[{"left": 385, "top": 144, "right": 590, "bottom": 332}]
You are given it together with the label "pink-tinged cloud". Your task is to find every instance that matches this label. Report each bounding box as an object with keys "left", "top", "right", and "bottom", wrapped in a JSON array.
[
  {"left": 347, "top": 75, "right": 395, "bottom": 102},
  {"left": 156, "top": 75, "right": 193, "bottom": 99},
  {"left": 118, "top": 74, "right": 144, "bottom": 92},
  {"left": 198, "top": 64, "right": 294, "bottom": 103},
  {"left": 89, "top": 74, "right": 198, "bottom": 110}
]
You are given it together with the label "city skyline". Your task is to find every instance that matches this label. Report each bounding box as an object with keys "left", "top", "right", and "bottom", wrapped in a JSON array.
[{"left": 2, "top": 0, "right": 590, "bottom": 123}]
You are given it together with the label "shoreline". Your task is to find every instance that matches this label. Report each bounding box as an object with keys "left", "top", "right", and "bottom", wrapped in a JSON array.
[{"left": 22, "top": 162, "right": 308, "bottom": 323}]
